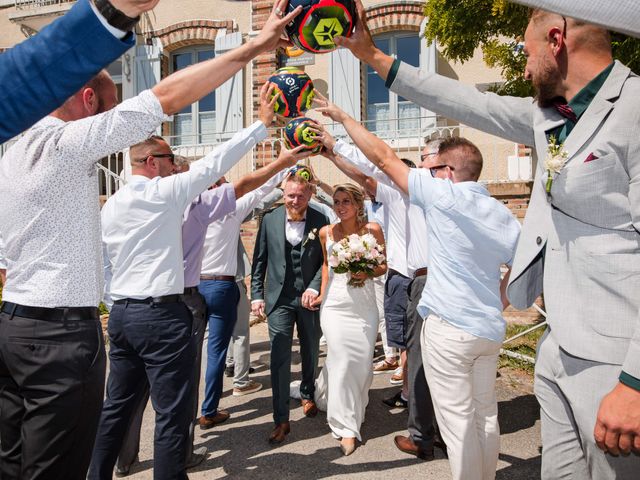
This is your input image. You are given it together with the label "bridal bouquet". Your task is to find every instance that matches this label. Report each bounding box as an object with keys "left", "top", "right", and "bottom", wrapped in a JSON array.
[{"left": 328, "top": 233, "right": 385, "bottom": 287}]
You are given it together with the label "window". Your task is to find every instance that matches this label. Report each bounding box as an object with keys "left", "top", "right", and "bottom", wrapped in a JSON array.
[
  {"left": 365, "top": 33, "right": 421, "bottom": 136},
  {"left": 171, "top": 46, "right": 216, "bottom": 145}
]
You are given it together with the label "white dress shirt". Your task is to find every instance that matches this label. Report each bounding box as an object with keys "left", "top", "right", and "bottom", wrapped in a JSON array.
[
  {"left": 334, "top": 140, "right": 431, "bottom": 276},
  {"left": 200, "top": 170, "right": 286, "bottom": 277},
  {"left": 0, "top": 90, "right": 167, "bottom": 307},
  {"left": 88, "top": 0, "right": 128, "bottom": 38},
  {"left": 102, "top": 121, "right": 267, "bottom": 306},
  {"left": 0, "top": 233, "right": 6, "bottom": 270}
]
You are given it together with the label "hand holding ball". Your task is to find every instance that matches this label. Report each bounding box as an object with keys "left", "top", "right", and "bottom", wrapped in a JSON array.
[{"left": 284, "top": 117, "right": 322, "bottom": 153}]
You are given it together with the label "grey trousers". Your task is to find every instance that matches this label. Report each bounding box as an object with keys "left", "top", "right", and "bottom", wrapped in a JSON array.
[
  {"left": 115, "top": 291, "right": 207, "bottom": 471},
  {"left": 535, "top": 329, "right": 640, "bottom": 479},
  {"left": 405, "top": 273, "right": 436, "bottom": 448},
  {"left": 226, "top": 281, "right": 251, "bottom": 388}
]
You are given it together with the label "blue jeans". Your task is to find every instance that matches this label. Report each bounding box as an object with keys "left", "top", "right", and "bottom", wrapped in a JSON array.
[{"left": 199, "top": 279, "right": 240, "bottom": 416}]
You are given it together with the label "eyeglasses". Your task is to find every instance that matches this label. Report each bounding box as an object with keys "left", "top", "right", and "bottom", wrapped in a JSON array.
[
  {"left": 429, "top": 164, "right": 453, "bottom": 177},
  {"left": 420, "top": 152, "right": 438, "bottom": 163},
  {"left": 150, "top": 153, "right": 176, "bottom": 164}
]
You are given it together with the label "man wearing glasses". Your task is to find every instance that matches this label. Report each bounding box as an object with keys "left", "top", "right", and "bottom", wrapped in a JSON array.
[{"left": 337, "top": 0, "right": 640, "bottom": 476}]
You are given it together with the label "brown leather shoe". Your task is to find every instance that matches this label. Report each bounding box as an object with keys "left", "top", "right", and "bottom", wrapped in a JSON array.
[
  {"left": 198, "top": 410, "right": 230, "bottom": 429},
  {"left": 268, "top": 422, "right": 291, "bottom": 445},
  {"left": 301, "top": 399, "right": 318, "bottom": 417},
  {"left": 394, "top": 435, "right": 434, "bottom": 460}
]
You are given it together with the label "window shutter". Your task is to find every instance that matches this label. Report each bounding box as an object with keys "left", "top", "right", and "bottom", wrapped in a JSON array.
[
  {"left": 215, "top": 31, "right": 244, "bottom": 138},
  {"left": 419, "top": 19, "right": 437, "bottom": 130},
  {"left": 134, "top": 38, "right": 162, "bottom": 96},
  {"left": 330, "top": 47, "right": 361, "bottom": 121}
]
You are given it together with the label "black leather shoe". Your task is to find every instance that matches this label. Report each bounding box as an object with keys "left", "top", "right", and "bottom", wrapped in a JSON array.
[{"left": 382, "top": 391, "right": 408, "bottom": 409}]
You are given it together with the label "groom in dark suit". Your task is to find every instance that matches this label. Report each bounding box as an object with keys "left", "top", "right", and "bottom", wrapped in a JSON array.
[{"left": 251, "top": 169, "right": 330, "bottom": 444}]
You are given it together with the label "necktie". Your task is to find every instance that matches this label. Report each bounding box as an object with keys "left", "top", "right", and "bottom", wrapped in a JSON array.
[{"left": 553, "top": 102, "right": 578, "bottom": 122}]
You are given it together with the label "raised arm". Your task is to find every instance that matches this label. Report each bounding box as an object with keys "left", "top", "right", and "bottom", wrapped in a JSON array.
[
  {"left": 320, "top": 146, "right": 377, "bottom": 198},
  {"left": 315, "top": 91, "right": 410, "bottom": 194},
  {"left": 152, "top": 0, "right": 300, "bottom": 115}
]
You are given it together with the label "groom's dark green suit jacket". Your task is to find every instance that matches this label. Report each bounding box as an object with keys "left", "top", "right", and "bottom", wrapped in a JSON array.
[{"left": 251, "top": 205, "right": 329, "bottom": 316}]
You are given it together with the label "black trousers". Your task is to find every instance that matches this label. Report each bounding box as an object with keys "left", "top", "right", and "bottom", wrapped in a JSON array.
[
  {"left": 88, "top": 301, "right": 195, "bottom": 480},
  {"left": 405, "top": 274, "right": 437, "bottom": 449},
  {"left": 0, "top": 309, "right": 106, "bottom": 480},
  {"left": 114, "top": 291, "right": 207, "bottom": 471}
]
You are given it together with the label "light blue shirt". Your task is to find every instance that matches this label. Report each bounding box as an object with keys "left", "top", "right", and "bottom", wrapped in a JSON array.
[{"left": 409, "top": 169, "right": 520, "bottom": 342}]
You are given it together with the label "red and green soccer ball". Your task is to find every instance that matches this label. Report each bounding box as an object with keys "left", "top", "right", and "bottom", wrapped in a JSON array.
[
  {"left": 285, "top": 0, "right": 356, "bottom": 54},
  {"left": 284, "top": 117, "right": 322, "bottom": 153},
  {"left": 269, "top": 67, "right": 315, "bottom": 118}
]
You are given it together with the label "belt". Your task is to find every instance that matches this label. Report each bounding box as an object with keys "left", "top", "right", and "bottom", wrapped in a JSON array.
[
  {"left": 387, "top": 269, "right": 410, "bottom": 280},
  {"left": 183, "top": 286, "right": 199, "bottom": 295},
  {"left": 200, "top": 275, "right": 235, "bottom": 282},
  {"left": 112, "top": 294, "right": 182, "bottom": 305},
  {"left": 0, "top": 302, "right": 99, "bottom": 321},
  {"left": 413, "top": 267, "right": 428, "bottom": 278}
]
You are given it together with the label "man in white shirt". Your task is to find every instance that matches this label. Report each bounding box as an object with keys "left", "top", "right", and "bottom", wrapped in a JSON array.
[
  {"left": 0, "top": 234, "right": 5, "bottom": 287},
  {"left": 0, "top": 3, "right": 300, "bottom": 478},
  {"left": 316, "top": 97, "right": 520, "bottom": 480}
]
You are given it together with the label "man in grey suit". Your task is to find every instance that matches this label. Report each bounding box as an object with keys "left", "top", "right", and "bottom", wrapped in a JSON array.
[
  {"left": 251, "top": 170, "right": 330, "bottom": 444},
  {"left": 336, "top": 2, "right": 640, "bottom": 478}
]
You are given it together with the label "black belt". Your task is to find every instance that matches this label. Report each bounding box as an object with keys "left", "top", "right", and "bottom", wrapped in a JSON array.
[
  {"left": 200, "top": 275, "right": 235, "bottom": 282},
  {"left": 0, "top": 302, "right": 99, "bottom": 322},
  {"left": 183, "top": 287, "right": 199, "bottom": 295},
  {"left": 113, "top": 294, "right": 182, "bottom": 306}
]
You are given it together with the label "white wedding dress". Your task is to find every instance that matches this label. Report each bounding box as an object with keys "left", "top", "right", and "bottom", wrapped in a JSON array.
[{"left": 314, "top": 233, "right": 379, "bottom": 441}]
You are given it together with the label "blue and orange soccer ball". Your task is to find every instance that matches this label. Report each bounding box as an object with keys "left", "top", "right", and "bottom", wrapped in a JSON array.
[
  {"left": 285, "top": 0, "right": 356, "bottom": 54},
  {"left": 284, "top": 117, "right": 322, "bottom": 153},
  {"left": 269, "top": 67, "right": 315, "bottom": 118}
]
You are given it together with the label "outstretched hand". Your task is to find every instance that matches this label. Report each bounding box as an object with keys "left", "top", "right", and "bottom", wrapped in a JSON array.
[
  {"left": 258, "top": 82, "right": 280, "bottom": 127},
  {"left": 312, "top": 90, "right": 349, "bottom": 124},
  {"left": 305, "top": 121, "right": 336, "bottom": 154},
  {"left": 333, "top": 0, "right": 377, "bottom": 62},
  {"left": 253, "top": 0, "right": 302, "bottom": 53},
  {"left": 277, "top": 144, "right": 311, "bottom": 167}
]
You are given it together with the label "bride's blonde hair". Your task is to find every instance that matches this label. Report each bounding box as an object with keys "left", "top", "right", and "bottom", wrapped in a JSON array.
[{"left": 333, "top": 183, "right": 366, "bottom": 223}]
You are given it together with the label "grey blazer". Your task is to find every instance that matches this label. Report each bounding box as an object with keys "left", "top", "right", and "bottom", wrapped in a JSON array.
[
  {"left": 250, "top": 204, "right": 329, "bottom": 316},
  {"left": 389, "top": 60, "right": 640, "bottom": 378}
]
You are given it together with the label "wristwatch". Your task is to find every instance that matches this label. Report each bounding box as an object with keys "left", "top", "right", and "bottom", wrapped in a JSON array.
[{"left": 93, "top": 0, "right": 140, "bottom": 32}]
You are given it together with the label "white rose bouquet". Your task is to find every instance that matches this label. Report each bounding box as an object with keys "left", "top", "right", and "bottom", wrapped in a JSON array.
[
  {"left": 328, "top": 233, "right": 385, "bottom": 287},
  {"left": 544, "top": 135, "right": 568, "bottom": 194}
]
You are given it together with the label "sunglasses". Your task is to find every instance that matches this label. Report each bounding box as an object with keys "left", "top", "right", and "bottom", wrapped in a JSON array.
[
  {"left": 150, "top": 153, "right": 176, "bottom": 164},
  {"left": 429, "top": 164, "right": 454, "bottom": 177},
  {"left": 420, "top": 152, "right": 438, "bottom": 163}
]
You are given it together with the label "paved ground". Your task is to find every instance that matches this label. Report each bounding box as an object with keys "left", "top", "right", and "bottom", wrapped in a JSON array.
[{"left": 124, "top": 322, "right": 541, "bottom": 479}]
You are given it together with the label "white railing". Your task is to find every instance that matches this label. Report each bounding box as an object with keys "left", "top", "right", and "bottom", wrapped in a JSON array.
[
  {"left": 95, "top": 115, "right": 531, "bottom": 198},
  {"left": 14, "top": 0, "right": 74, "bottom": 9}
]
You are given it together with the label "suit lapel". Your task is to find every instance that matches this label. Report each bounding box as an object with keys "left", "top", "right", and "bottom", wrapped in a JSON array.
[
  {"left": 273, "top": 206, "right": 286, "bottom": 260},
  {"left": 300, "top": 207, "right": 314, "bottom": 256},
  {"left": 563, "top": 61, "right": 629, "bottom": 164}
]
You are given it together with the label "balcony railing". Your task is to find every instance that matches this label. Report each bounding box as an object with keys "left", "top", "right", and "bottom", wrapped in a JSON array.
[{"left": 14, "top": 0, "right": 74, "bottom": 9}]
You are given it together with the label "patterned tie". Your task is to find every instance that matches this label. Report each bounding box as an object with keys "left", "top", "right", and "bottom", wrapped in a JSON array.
[{"left": 553, "top": 101, "right": 578, "bottom": 122}]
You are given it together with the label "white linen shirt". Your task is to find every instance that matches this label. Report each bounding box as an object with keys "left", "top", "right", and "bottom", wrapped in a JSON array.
[
  {"left": 0, "top": 234, "right": 6, "bottom": 270},
  {"left": 409, "top": 169, "right": 521, "bottom": 342},
  {"left": 102, "top": 121, "right": 267, "bottom": 305},
  {"left": 200, "top": 170, "right": 286, "bottom": 277},
  {"left": 0, "top": 90, "right": 167, "bottom": 307}
]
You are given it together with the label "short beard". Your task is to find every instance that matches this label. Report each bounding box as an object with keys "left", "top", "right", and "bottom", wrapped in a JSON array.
[{"left": 533, "top": 58, "right": 562, "bottom": 108}]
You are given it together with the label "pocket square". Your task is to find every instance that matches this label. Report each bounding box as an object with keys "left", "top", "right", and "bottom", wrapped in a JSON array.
[{"left": 584, "top": 152, "right": 598, "bottom": 163}]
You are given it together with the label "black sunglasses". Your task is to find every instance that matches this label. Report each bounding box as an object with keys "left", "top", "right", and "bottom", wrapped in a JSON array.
[
  {"left": 150, "top": 153, "right": 176, "bottom": 164},
  {"left": 430, "top": 164, "right": 454, "bottom": 178},
  {"left": 420, "top": 152, "right": 438, "bottom": 163}
]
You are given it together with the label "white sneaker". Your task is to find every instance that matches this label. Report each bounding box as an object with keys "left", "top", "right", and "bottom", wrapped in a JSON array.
[
  {"left": 233, "top": 380, "right": 263, "bottom": 396},
  {"left": 389, "top": 366, "right": 404, "bottom": 385}
]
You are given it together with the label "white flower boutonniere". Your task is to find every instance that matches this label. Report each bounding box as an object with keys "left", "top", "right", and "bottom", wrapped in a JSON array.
[
  {"left": 544, "top": 135, "right": 568, "bottom": 194},
  {"left": 302, "top": 228, "right": 319, "bottom": 247}
]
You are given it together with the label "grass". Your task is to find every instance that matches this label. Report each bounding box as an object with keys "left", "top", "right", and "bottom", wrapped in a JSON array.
[{"left": 499, "top": 321, "right": 546, "bottom": 375}]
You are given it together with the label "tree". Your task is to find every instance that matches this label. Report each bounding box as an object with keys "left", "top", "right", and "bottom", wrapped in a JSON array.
[{"left": 423, "top": 0, "right": 640, "bottom": 97}]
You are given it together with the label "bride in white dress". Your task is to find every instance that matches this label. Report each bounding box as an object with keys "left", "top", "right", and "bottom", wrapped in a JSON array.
[{"left": 312, "top": 183, "right": 387, "bottom": 456}]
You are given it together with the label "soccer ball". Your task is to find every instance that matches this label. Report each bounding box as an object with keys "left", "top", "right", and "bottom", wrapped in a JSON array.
[
  {"left": 268, "top": 67, "right": 315, "bottom": 118},
  {"left": 283, "top": 117, "right": 322, "bottom": 153},
  {"left": 285, "top": 0, "right": 356, "bottom": 54}
]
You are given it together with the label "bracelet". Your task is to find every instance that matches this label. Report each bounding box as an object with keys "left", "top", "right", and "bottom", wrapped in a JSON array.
[{"left": 93, "top": 0, "right": 140, "bottom": 32}]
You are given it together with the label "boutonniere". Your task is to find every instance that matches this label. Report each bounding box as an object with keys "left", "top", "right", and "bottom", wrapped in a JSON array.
[
  {"left": 544, "top": 135, "right": 568, "bottom": 194},
  {"left": 302, "top": 228, "right": 319, "bottom": 247}
]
